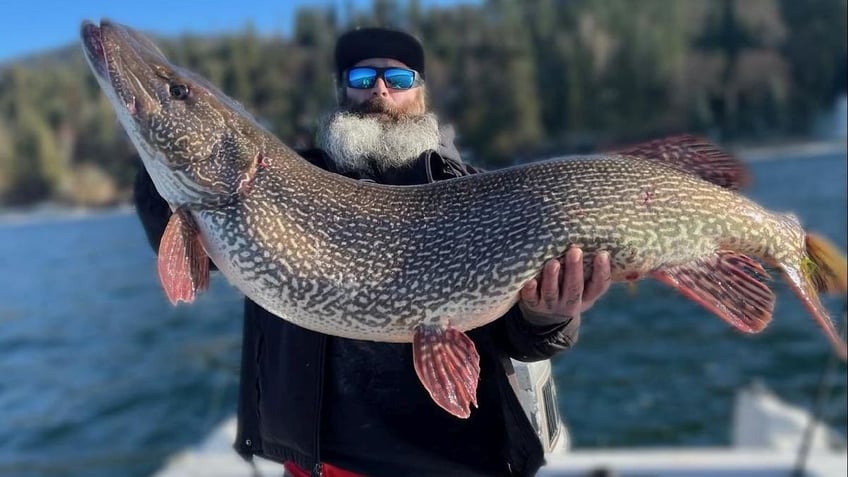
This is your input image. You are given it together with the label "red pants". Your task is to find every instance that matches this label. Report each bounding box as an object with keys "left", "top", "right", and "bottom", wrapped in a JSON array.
[{"left": 284, "top": 461, "right": 365, "bottom": 477}]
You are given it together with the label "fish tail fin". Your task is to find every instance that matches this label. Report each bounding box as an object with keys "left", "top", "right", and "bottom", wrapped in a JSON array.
[
  {"left": 805, "top": 232, "right": 848, "bottom": 294},
  {"left": 781, "top": 232, "right": 847, "bottom": 361}
]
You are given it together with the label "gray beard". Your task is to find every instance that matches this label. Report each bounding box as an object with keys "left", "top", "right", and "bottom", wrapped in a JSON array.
[{"left": 316, "top": 111, "right": 441, "bottom": 173}]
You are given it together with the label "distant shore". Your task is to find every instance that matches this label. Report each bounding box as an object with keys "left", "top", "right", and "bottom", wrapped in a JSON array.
[
  {"left": 732, "top": 138, "right": 847, "bottom": 162},
  {"left": 0, "top": 202, "right": 134, "bottom": 225},
  {"left": 1, "top": 138, "right": 845, "bottom": 222}
]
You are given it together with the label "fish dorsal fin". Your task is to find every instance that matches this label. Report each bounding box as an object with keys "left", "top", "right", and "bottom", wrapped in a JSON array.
[
  {"left": 158, "top": 209, "right": 210, "bottom": 305},
  {"left": 652, "top": 251, "right": 775, "bottom": 333},
  {"left": 616, "top": 134, "right": 751, "bottom": 190}
]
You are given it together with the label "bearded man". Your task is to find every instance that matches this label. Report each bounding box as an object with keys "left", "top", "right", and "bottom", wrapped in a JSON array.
[{"left": 133, "top": 27, "right": 611, "bottom": 477}]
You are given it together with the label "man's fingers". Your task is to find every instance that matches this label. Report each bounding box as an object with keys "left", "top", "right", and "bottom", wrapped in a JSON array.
[
  {"left": 582, "top": 251, "right": 611, "bottom": 311},
  {"left": 521, "top": 248, "right": 611, "bottom": 321},
  {"left": 540, "top": 258, "right": 561, "bottom": 306},
  {"left": 561, "top": 248, "right": 584, "bottom": 315},
  {"left": 520, "top": 278, "right": 540, "bottom": 308}
]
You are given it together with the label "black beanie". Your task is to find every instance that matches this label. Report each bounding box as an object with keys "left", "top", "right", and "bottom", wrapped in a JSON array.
[{"left": 335, "top": 27, "right": 425, "bottom": 80}]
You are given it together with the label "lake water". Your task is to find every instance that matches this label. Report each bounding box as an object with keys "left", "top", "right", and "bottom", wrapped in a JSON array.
[{"left": 0, "top": 151, "right": 846, "bottom": 477}]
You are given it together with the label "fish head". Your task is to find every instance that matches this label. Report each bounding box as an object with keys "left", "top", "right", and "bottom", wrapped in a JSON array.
[{"left": 81, "top": 19, "right": 263, "bottom": 207}]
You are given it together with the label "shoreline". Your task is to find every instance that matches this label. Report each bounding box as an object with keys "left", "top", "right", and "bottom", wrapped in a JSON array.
[
  {"left": 731, "top": 138, "right": 847, "bottom": 162},
  {"left": 1, "top": 138, "right": 845, "bottom": 222},
  {"left": 0, "top": 202, "right": 135, "bottom": 226}
]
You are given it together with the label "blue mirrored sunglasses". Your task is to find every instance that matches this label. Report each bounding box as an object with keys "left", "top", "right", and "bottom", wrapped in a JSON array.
[{"left": 345, "top": 66, "right": 422, "bottom": 90}]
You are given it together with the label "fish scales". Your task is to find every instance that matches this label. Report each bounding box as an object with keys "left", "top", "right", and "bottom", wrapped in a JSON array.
[{"left": 193, "top": 147, "right": 779, "bottom": 342}]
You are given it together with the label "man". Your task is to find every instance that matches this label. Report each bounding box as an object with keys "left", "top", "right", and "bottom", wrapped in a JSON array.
[{"left": 134, "top": 27, "right": 611, "bottom": 477}]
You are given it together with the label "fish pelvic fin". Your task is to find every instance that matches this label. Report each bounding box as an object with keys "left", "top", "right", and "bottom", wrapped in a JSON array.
[
  {"left": 615, "top": 134, "right": 750, "bottom": 191},
  {"left": 652, "top": 251, "right": 775, "bottom": 333},
  {"left": 158, "top": 209, "right": 210, "bottom": 305},
  {"left": 412, "top": 322, "right": 480, "bottom": 419},
  {"left": 781, "top": 232, "right": 848, "bottom": 361}
]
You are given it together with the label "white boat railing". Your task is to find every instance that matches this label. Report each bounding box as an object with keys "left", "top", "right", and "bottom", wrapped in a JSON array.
[{"left": 152, "top": 382, "right": 847, "bottom": 477}]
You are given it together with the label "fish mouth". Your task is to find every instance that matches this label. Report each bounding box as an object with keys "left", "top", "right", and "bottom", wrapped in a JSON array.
[
  {"left": 81, "top": 20, "right": 132, "bottom": 113},
  {"left": 80, "top": 20, "right": 108, "bottom": 80},
  {"left": 80, "top": 19, "right": 157, "bottom": 118}
]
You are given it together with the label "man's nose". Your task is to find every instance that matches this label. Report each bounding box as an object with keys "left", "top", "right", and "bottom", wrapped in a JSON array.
[{"left": 371, "top": 78, "right": 390, "bottom": 97}]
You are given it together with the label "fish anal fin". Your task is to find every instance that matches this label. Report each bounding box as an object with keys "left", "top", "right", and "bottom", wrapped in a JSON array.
[
  {"left": 652, "top": 251, "right": 774, "bottom": 333},
  {"left": 157, "top": 210, "right": 210, "bottom": 305},
  {"left": 413, "top": 323, "right": 480, "bottom": 419},
  {"left": 616, "top": 134, "right": 750, "bottom": 190}
]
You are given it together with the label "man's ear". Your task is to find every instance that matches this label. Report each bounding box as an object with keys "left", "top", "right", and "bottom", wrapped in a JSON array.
[{"left": 333, "top": 76, "right": 346, "bottom": 106}]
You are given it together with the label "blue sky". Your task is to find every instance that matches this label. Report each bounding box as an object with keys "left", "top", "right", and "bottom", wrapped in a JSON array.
[{"left": 0, "top": 0, "right": 476, "bottom": 63}]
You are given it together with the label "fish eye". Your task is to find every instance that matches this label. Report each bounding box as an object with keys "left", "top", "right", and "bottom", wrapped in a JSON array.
[{"left": 169, "top": 83, "right": 190, "bottom": 100}]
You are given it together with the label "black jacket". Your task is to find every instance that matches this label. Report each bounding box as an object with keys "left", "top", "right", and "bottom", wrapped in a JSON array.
[{"left": 133, "top": 135, "right": 580, "bottom": 477}]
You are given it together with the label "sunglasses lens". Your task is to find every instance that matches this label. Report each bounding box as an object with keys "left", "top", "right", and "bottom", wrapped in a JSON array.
[
  {"left": 383, "top": 69, "right": 416, "bottom": 89},
  {"left": 347, "top": 68, "right": 378, "bottom": 89},
  {"left": 346, "top": 67, "right": 418, "bottom": 90}
]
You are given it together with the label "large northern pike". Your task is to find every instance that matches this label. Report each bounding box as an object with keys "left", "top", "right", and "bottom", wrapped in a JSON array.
[{"left": 81, "top": 20, "right": 847, "bottom": 419}]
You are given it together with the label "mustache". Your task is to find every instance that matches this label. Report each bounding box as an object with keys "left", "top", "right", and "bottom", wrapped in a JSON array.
[{"left": 346, "top": 97, "right": 409, "bottom": 120}]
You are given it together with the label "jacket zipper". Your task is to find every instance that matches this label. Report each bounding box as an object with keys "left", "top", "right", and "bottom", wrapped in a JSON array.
[{"left": 310, "top": 335, "right": 327, "bottom": 477}]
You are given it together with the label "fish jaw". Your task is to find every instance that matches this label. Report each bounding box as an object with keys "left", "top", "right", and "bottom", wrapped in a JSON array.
[
  {"left": 80, "top": 21, "right": 163, "bottom": 157},
  {"left": 79, "top": 19, "right": 256, "bottom": 208},
  {"left": 81, "top": 22, "right": 139, "bottom": 171}
]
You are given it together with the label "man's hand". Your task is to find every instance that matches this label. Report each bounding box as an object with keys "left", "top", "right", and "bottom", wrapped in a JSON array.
[{"left": 518, "top": 247, "right": 611, "bottom": 325}]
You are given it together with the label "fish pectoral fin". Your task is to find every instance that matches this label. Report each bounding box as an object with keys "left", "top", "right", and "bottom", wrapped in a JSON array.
[
  {"left": 652, "top": 251, "right": 775, "bottom": 333},
  {"left": 412, "top": 323, "right": 481, "bottom": 419},
  {"left": 157, "top": 209, "right": 210, "bottom": 305},
  {"left": 616, "top": 134, "right": 750, "bottom": 191}
]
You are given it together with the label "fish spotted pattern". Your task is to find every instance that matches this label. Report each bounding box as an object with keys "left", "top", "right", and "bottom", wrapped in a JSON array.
[{"left": 81, "top": 20, "right": 848, "bottom": 418}]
